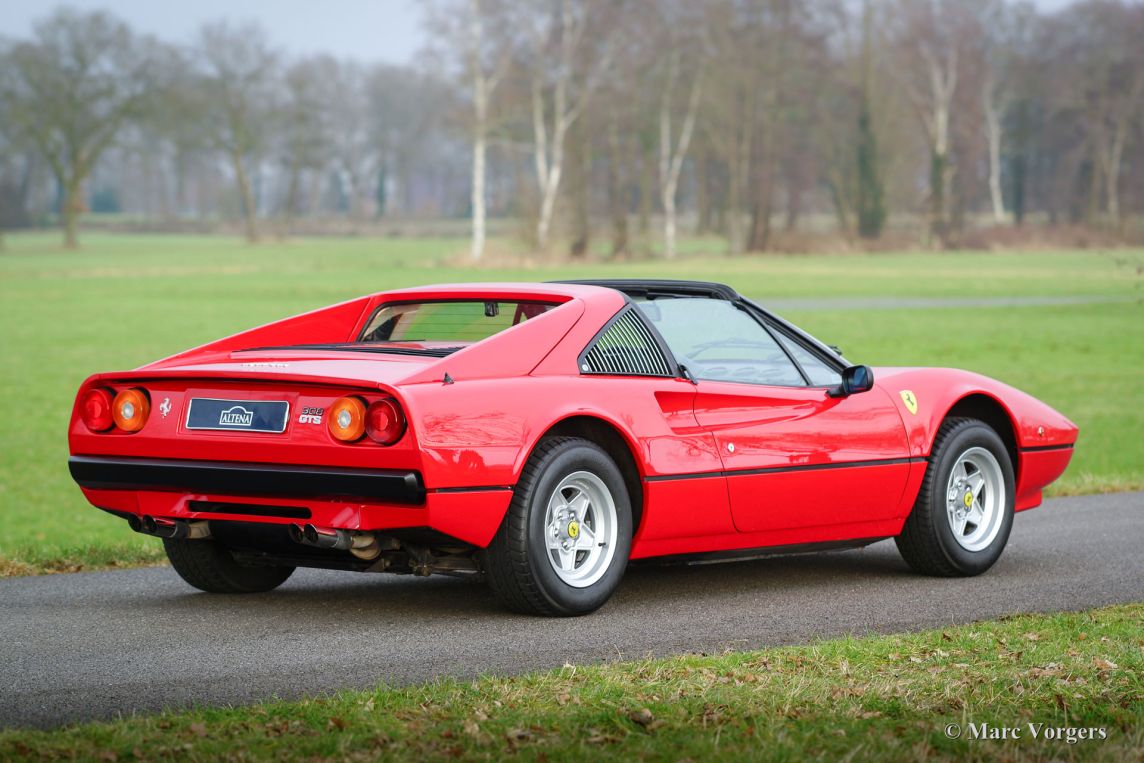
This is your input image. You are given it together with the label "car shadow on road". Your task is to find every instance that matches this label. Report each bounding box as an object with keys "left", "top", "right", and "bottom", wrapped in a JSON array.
[{"left": 143, "top": 541, "right": 921, "bottom": 623}]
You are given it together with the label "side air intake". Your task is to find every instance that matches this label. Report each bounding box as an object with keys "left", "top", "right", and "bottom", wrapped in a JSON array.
[{"left": 580, "top": 309, "right": 673, "bottom": 377}]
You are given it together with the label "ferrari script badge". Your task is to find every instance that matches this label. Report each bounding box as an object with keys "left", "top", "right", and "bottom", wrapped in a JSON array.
[{"left": 899, "top": 390, "right": 918, "bottom": 415}]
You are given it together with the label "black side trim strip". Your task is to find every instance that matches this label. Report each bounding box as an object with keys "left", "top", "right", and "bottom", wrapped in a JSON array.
[
  {"left": 645, "top": 470, "right": 724, "bottom": 482},
  {"left": 430, "top": 485, "right": 512, "bottom": 494},
  {"left": 634, "top": 537, "right": 888, "bottom": 566},
  {"left": 645, "top": 456, "right": 924, "bottom": 483},
  {"left": 69, "top": 456, "right": 425, "bottom": 505},
  {"left": 1019, "top": 443, "right": 1076, "bottom": 453}
]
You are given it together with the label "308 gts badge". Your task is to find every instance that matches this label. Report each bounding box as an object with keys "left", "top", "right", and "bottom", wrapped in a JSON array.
[{"left": 298, "top": 407, "right": 324, "bottom": 425}]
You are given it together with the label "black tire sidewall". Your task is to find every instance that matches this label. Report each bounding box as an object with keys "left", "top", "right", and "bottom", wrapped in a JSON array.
[
  {"left": 523, "top": 443, "right": 632, "bottom": 615},
  {"left": 929, "top": 424, "right": 1015, "bottom": 574}
]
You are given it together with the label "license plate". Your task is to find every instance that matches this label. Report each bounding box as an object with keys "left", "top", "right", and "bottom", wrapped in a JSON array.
[{"left": 186, "top": 398, "right": 290, "bottom": 433}]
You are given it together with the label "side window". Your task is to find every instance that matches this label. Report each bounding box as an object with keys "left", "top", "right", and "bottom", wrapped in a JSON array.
[
  {"left": 580, "top": 308, "right": 674, "bottom": 377},
  {"left": 635, "top": 298, "right": 805, "bottom": 386},
  {"left": 775, "top": 332, "right": 842, "bottom": 387}
]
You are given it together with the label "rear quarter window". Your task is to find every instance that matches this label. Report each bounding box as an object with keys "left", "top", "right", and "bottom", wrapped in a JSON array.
[{"left": 359, "top": 301, "right": 554, "bottom": 343}]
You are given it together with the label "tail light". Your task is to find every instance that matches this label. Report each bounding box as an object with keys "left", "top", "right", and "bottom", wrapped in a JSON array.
[
  {"left": 366, "top": 398, "right": 406, "bottom": 445},
  {"left": 328, "top": 396, "right": 367, "bottom": 442},
  {"left": 80, "top": 388, "right": 115, "bottom": 432},
  {"left": 111, "top": 388, "right": 150, "bottom": 433}
]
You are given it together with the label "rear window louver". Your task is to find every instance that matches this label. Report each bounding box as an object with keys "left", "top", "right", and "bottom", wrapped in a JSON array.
[{"left": 580, "top": 309, "right": 673, "bottom": 377}]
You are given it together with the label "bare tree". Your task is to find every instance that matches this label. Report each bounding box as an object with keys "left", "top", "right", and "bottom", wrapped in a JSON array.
[
  {"left": 657, "top": 47, "right": 704, "bottom": 259},
  {"left": 0, "top": 9, "right": 156, "bottom": 247},
  {"left": 886, "top": 0, "right": 980, "bottom": 244},
  {"left": 192, "top": 22, "right": 279, "bottom": 242},
  {"left": 520, "top": 0, "right": 619, "bottom": 251},
  {"left": 978, "top": 0, "right": 1032, "bottom": 224},
  {"left": 463, "top": 0, "right": 512, "bottom": 260},
  {"left": 1075, "top": 1, "right": 1144, "bottom": 225},
  {"left": 319, "top": 61, "right": 379, "bottom": 221},
  {"left": 277, "top": 57, "right": 332, "bottom": 233}
]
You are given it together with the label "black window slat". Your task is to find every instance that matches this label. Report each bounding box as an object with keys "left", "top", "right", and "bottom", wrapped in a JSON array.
[{"left": 581, "top": 310, "right": 672, "bottom": 377}]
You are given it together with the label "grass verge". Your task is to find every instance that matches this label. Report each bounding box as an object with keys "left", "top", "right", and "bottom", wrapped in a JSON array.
[{"left": 1, "top": 604, "right": 1139, "bottom": 761}]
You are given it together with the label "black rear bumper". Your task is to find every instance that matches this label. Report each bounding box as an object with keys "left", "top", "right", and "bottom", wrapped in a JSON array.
[{"left": 68, "top": 455, "right": 425, "bottom": 505}]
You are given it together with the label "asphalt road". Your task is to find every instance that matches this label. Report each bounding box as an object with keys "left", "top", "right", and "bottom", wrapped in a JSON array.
[{"left": 2, "top": 492, "right": 1141, "bottom": 729}]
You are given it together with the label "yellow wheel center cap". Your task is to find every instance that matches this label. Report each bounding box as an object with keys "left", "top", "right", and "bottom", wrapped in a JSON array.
[
  {"left": 964, "top": 492, "right": 974, "bottom": 508},
  {"left": 567, "top": 521, "right": 580, "bottom": 539}
]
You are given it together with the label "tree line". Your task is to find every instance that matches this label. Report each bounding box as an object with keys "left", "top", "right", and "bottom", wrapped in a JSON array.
[{"left": 1, "top": 0, "right": 1142, "bottom": 255}]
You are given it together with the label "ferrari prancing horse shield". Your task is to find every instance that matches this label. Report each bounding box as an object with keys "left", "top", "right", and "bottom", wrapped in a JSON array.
[{"left": 899, "top": 390, "right": 918, "bottom": 415}]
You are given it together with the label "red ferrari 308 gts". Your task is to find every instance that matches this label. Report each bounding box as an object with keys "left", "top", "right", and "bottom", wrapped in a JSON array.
[{"left": 68, "top": 280, "right": 1077, "bottom": 615}]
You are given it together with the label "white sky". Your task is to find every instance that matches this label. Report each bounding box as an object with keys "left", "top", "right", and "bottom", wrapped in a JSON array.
[
  {"left": 0, "top": 0, "right": 426, "bottom": 65},
  {"left": 0, "top": 0, "right": 1081, "bottom": 66}
]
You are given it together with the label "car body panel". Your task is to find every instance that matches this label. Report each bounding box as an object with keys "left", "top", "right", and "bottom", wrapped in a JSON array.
[
  {"left": 67, "top": 280, "right": 1078, "bottom": 568},
  {"left": 692, "top": 381, "right": 912, "bottom": 532}
]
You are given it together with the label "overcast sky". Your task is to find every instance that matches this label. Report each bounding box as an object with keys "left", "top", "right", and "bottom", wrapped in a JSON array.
[
  {"left": 0, "top": 0, "right": 426, "bottom": 64},
  {"left": 1, "top": 0, "right": 1080, "bottom": 66}
]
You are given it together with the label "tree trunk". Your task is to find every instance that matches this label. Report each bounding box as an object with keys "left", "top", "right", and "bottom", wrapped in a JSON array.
[
  {"left": 231, "top": 150, "right": 259, "bottom": 243},
  {"left": 826, "top": 171, "right": 852, "bottom": 235},
  {"left": 469, "top": 6, "right": 490, "bottom": 263},
  {"left": 726, "top": 126, "right": 747, "bottom": 255},
  {"left": 606, "top": 120, "right": 629, "bottom": 258},
  {"left": 536, "top": 172, "right": 560, "bottom": 252},
  {"left": 568, "top": 123, "right": 590, "bottom": 259},
  {"left": 694, "top": 149, "right": 709, "bottom": 234},
  {"left": 746, "top": 119, "right": 776, "bottom": 252},
  {"left": 658, "top": 65, "right": 701, "bottom": 260},
  {"left": 1104, "top": 124, "right": 1124, "bottom": 225},
  {"left": 637, "top": 146, "right": 652, "bottom": 239},
  {"left": 471, "top": 122, "right": 487, "bottom": 261},
  {"left": 62, "top": 178, "right": 81, "bottom": 249},
  {"left": 984, "top": 92, "right": 1006, "bottom": 223},
  {"left": 1010, "top": 99, "right": 1028, "bottom": 226},
  {"left": 929, "top": 149, "right": 948, "bottom": 245},
  {"left": 531, "top": 71, "right": 566, "bottom": 253},
  {"left": 280, "top": 161, "right": 302, "bottom": 237},
  {"left": 855, "top": 0, "right": 885, "bottom": 239}
]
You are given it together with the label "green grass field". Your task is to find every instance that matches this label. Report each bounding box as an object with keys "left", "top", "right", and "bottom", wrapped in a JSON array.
[
  {"left": 1, "top": 232, "right": 1141, "bottom": 574},
  {"left": 2, "top": 604, "right": 1139, "bottom": 761}
]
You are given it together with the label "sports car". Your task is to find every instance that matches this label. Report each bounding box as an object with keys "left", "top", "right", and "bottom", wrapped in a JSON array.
[{"left": 67, "top": 280, "right": 1077, "bottom": 615}]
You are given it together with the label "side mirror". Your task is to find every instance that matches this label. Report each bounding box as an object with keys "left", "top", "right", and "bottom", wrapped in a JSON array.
[{"left": 829, "top": 364, "right": 874, "bottom": 398}]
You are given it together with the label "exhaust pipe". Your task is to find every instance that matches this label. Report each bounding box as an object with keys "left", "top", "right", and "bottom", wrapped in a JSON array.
[
  {"left": 289, "top": 524, "right": 381, "bottom": 560},
  {"left": 132, "top": 515, "right": 210, "bottom": 540}
]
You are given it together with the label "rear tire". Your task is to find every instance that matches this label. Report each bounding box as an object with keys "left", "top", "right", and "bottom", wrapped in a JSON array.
[
  {"left": 482, "top": 437, "right": 632, "bottom": 616},
  {"left": 163, "top": 538, "right": 294, "bottom": 593},
  {"left": 895, "top": 418, "right": 1015, "bottom": 576}
]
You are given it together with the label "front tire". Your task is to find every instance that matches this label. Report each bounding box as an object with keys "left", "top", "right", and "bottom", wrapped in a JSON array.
[
  {"left": 164, "top": 537, "right": 295, "bottom": 593},
  {"left": 482, "top": 437, "right": 633, "bottom": 616},
  {"left": 895, "top": 418, "right": 1015, "bottom": 576}
]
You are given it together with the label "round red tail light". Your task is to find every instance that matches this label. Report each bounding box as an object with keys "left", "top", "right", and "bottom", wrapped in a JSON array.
[
  {"left": 366, "top": 398, "right": 406, "bottom": 445},
  {"left": 81, "top": 388, "right": 115, "bottom": 432},
  {"left": 112, "top": 388, "right": 150, "bottom": 433}
]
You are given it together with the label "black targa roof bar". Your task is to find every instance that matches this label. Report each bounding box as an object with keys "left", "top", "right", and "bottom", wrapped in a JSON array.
[{"left": 553, "top": 279, "right": 740, "bottom": 301}]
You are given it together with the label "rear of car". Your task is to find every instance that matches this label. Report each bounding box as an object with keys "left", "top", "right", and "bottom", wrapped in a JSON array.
[{"left": 66, "top": 286, "right": 594, "bottom": 582}]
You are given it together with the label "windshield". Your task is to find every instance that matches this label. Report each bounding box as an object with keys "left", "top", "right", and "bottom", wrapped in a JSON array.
[{"left": 358, "top": 300, "right": 555, "bottom": 344}]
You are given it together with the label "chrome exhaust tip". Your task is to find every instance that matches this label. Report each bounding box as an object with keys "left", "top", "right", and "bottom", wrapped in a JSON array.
[
  {"left": 288, "top": 524, "right": 381, "bottom": 560},
  {"left": 131, "top": 515, "right": 209, "bottom": 540}
]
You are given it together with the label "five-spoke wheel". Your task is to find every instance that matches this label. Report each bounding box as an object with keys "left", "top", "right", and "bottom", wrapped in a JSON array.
[
  {"left": 896, "top": 418, "right": 1015, "bottom": 576},
  {"left": 944, "top": 446, "right": 1006, "bottom": 553},
  {"left": 483, "top": 437, "right": 632, "bottom": 616},
  {"left": 543, "top": 471, "right": 619, "bottom": 588}
]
